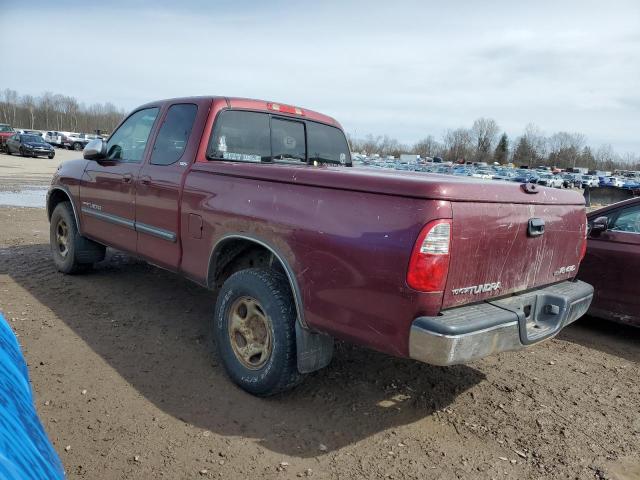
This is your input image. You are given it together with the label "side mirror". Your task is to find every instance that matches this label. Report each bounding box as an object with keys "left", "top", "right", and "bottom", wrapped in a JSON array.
[
  {"left": 83, "top": 138, "right": 107, "bottom": 160},
  {"left": 590, "top": 216, "right": 608, "bottom": 235}
]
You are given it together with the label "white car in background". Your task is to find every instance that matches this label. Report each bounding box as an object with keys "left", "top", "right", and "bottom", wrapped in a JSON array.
[
  {"left": 581, "top": 175, "right": 599, "bottom": 188},
  {"left": 537, "top": 173, "right": 564, "bottom": 188},
  {"left": 471, "top": 169, "right": 494, "bottom": 179},
  {"left": 608, "top": 177, "right": 625, "bottom": 188},
  {"left": 65, "top": 133, "right": 97, "bottom": 151},
  {"left": 14, "top": 129, "right": 43, "bottom": 137},
  {"left": 44, "top": 131, "right": 72, "bottom": 147}
]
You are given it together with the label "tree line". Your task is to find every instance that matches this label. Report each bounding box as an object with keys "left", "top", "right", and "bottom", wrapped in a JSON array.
[
  {"left": 2, "top": 87, "right": 636, "bottom": 171},
  {"left": 348, "top": 118, "right": 640, "bottom": 172},
  {"left": 0, "top": 88, "right": 126, "bottom": 135}
]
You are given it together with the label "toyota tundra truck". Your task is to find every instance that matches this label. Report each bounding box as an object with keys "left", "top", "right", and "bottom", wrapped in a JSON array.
[{"left": 47, "top": 96, "right": 593, "bottom": 396}]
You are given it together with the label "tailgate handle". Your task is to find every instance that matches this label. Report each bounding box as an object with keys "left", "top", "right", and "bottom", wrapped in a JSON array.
[{"left": 528, "top": 218, "right": 545, "bottom": 237}]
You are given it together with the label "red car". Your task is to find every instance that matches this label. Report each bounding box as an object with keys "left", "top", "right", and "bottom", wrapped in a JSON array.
[
  {"left": 0, "top": 123, "right": 15, "bottom": 151},
  {"left": 579, "top": 197, "right": 640, "bottom": 326},
  {"left": 46, "top": 96, "right": 593, "bottom": 396}
]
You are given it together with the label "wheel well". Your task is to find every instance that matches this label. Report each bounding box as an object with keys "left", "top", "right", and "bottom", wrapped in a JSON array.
[
  {"left": 47, "top": 189, "right": 72, "bottom": 220},
  {"left": 208, "top": 238, "right": 286, "bottom": 291}
]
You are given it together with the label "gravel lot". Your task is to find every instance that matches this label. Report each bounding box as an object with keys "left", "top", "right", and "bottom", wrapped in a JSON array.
[{"left": 0, "top": 149, "right": 639, "bottom": 479}]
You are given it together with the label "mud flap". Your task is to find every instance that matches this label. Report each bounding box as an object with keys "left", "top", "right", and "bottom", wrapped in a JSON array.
[{"left": 295, "top": 323, "right": 334, "bottom": 374}]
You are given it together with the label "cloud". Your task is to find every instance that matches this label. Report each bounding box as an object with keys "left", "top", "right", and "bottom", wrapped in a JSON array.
[{"left": 0, "top": 0, "right": 638, "bottom": 152}]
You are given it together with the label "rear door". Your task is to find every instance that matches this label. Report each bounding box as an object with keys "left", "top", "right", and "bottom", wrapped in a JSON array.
[
  {"left": 80, "top": 107, "right": 160, "bottom": 252},
  {"left": 135, "top": 102, "right": 204, "bottom": 270}
]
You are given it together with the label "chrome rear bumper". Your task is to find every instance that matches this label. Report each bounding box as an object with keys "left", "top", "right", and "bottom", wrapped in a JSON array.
[{"left": 409, "top": 280, "right": 593, "bottom": 366}]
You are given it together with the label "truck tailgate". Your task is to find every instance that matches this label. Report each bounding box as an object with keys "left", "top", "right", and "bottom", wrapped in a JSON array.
[{"left": 442, "top": 202, "right": 587, "bottom": 309}]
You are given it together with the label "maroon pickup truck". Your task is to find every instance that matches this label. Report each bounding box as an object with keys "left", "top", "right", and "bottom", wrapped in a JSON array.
[{"left": 47, "top": 96, "right": 594, "bottom": 396}]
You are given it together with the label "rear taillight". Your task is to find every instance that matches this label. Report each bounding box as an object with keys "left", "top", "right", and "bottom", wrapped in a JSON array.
[
  {"left": 579, "top": 218, "right": 588, "bottom": 262},
  {"left": 407, "top": 219, "right": 451, "bottom": 292}
]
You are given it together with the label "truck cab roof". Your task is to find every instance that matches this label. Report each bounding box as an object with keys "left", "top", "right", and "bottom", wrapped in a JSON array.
[{"left": 135, "top": 96, "right": 342, "bottom": 129}]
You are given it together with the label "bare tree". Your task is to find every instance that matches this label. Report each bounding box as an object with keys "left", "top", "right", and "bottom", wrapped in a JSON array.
[
  {"left": 2, "top": 89, "right": 18, "bottom": 125},
  {"left": 470, "top": 118, "right": 499, "bottom": 162},
  {"left": 0, "top": 87, "right": 126, "bottom": 134},
  {"left": 21, "top": 95, "right": 36, "bottom": 128},
  {"left": 548, "top": 131, "right": 586, "bottom": 168},
  {"left": 523, "top": 123, "right": 547, "bottom": 164},
  {"left": 444, "top": 128, "right": 473, "bottom": 162},
  {"left": 413, "top": 135, "right": 441, "bottom": 158}
]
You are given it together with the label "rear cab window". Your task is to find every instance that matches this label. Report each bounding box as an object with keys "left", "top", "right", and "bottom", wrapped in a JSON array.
[
  {"left": 271, "top": 118, "right": 305, "bottom": 163},
  {"left": 206, "top": 110, "right": 351, "bottom": 166}
]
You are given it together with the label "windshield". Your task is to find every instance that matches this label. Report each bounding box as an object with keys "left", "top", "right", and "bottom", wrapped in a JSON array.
[
  {"left": 582, "top": 175, "right": 590, "bottom": 180},
  {"left": 21, "top": 135, "right": 44, "bottom": 143},
  {"left": 0, "top": 125, "right": 14, "bottom": 133}
]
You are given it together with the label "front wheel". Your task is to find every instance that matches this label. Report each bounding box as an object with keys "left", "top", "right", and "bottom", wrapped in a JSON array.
[
  {"left": 213, "top": 268, "right": 303, "bottom": 396},
  {"left": 50, "top": 202, "right": 105, "bottom": 274},
  {"left": 73, "top": 142, "right": 83, "bottom": 151}
]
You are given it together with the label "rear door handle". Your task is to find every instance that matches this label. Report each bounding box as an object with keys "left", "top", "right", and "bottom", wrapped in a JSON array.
[
  {"left": 139, "top": 175, "right": 151, "bottom": 185},
  {"left": 528, "top": 218, "right": 545, "bottom": 237},
  {"left": 122, "top": 174, "right": 133, "bottom": 183}
]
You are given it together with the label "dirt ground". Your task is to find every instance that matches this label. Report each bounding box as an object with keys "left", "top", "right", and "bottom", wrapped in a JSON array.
[{"left": 0, "top": 151, "right": 639, "bottom": 479}]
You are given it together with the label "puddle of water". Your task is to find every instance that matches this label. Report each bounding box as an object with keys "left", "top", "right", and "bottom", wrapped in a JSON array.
[{"left": 0, "top": 186, "right": 47, "bottom": 208}]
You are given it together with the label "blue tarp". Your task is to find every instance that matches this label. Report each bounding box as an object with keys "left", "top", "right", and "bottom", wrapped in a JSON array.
[{"left": 0, "top": 313, "right": 64, "bottom": 479}]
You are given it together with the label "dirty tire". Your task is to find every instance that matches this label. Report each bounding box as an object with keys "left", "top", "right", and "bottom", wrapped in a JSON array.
[
  {"left": 50, "top": 201, "right": 105, "bottom": 274},
  {"left": 213, "top": 268, "right": 303, "bottom": 396}
]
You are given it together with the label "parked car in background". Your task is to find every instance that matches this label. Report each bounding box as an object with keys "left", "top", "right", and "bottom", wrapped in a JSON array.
[
  {"left": 561, "top": 173, "right": 580, "bottom": 188},
  {"left": 471, "top": 168, "right": 493, "bottom": 179},
  {"left": 512, "top": 170, "right": 539, "bottom": 183},
  {"left": 14, "top": 128, "right": 43, "bottom": 136},
  {"left": 0, "top": 123, "right": 15, "bottom": 151},
  {"left": 537, "top": 173, "right": 563, "bottom": 188},
  {"left": 5, "top": 133, "right": 55, "bottom": 158},
  {"left": 622, "top": 179, "right": 640, "bottom": 190},
  {"left": 65, "top": 133, "right": 94, "bottom": 151},
  {"left": 492, "top": 169, "right": 515, "bottom": 181},
  {"left": 603, "top": 177, "right": 625, "bottom": 188},
  {"left": 44, "top": 131, "right": 72, "bottom": 147},
  {"left": 581, "top": 175, "right": 599, "bottom": 188},
  {"left": 579, "top": 197, "right": 640, "bottom": 327}
]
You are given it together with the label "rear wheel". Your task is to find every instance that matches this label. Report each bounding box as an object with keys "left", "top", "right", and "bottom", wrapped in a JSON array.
[
  {"left": 50, "top": 202, "right": 105, "bottom": 274},
  {"left": 213, "top": 268, "right": 303, "bottom": 396},
  {"left": 4, "top": 145, "right": 10, "bottom": 155}
]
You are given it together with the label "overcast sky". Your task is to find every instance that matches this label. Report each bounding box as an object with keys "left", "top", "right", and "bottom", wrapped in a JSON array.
[{"left": 1, "top": 0, "right": 639, "bottom": 153}]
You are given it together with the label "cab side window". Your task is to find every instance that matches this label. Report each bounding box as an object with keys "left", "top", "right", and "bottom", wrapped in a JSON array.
[
  {"left": 106, "top": 107, "right": 159, "bottom": 163},
  {"left": 150, "top": 104, "right": 198, "bottom": 166},
  {"left": 610, "top": 206, "right": 640, "bottom": 233}
]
